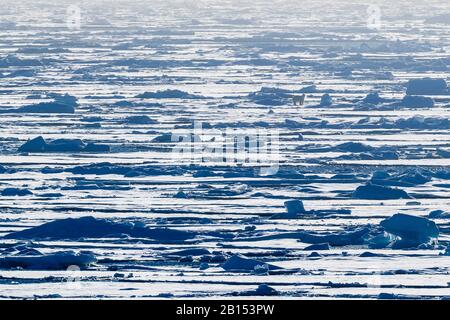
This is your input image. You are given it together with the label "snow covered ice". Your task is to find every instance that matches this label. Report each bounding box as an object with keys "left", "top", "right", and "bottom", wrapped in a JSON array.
[{"left": 0, "top": 0, "right": 450, "bottom": 300}]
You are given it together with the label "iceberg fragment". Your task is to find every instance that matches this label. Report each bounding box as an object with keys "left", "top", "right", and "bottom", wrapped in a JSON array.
[
  {"left": 4, "top": 216, "right": 195, "bottom": 242},
  {"left": 380, "top": 213, "right": 439, "bottom": 245},
  {"left": 352, "top": 183, "right": 411, "bottom": 200},
  {"left": 0, "top": 250, "right": 96, "bottom": 270},
  {"left": 222, "top": 255, "right": 282, "bottom": 272},
  {"left": 406, "top": 78, "right": 448, "bottom": 95}
]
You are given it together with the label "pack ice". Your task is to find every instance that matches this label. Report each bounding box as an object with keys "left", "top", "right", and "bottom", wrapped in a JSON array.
[{"left": 0, "top": 0, "right": 449, "bottom": 300}]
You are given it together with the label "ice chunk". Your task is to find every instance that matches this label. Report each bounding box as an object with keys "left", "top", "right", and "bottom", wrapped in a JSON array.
[
  {"left": 0, "top": 243, "right": 41, "bottom": 256},
  {"left": 18, "top": 136, "right": 110, "bottom": 153},
  {"left": 370, "top": 169, "right": 431, "bottom": 187},
  {"left": 239, "top": 227, "right": 369, "bottom": 246},
  {"left": 1, "top": 93, "right": 78, "bottom": 114},
  {"left": 271, "top": 199, "right": 349, "bottom": 219},
  {"left": 151, "top": 133, "right": 176, "bottom": 143},
  {"left": 406, "top": 78, "right": 448, "bottom": 95},
  {"left": 18, "top": 136, "right": 47, "bottom": 152},
  {"left": 304, "top": 243, "right": 330, "bottom": 251},
  {"left": 320, "top": 93, "right": 333, "bottom": 106},
  {"left": 335, "top": 142, "right": 373, "bottom": 153},
  {"left": 4, "top": 216, "right": 195, "bottom": 242},
  {"left": 395, "top": 116, "right": 450, "bottom": 129},
  {"left": 222, "top": 255, "right": 282, "bottom": 272},
  {"left": 174, "top": 191, "right": 188, "bottom": 198},
  {"left": 380, "top": 213, "right": 439, "bottom": 243},
  {"left": 308, "top": 252, "right": 322, "bottom": 258},
  {"left": 366, "top": 232, "right": 393, "bottom": 249},
  {"left": 352, "top": 183, "right": 411, "bottom": 200},
  {"left": 359, "top": 251, "right": 386, "bottom": 257},
  {"left": 1, "top": 188, "right": 33, "bottom": 196},
  {"left": 284, "top": 200, "right": 305, "bottom": 215},
  {"left": 0, "top": 54, "right": 42, "bottom": 67},
  {"left": 169, "top": 248, "right": 210, "bottom": 256},
  {"left": 248, "top": 87, "right": 290, "bottom": 106},
  {"left": 400, "top": 95, "right": 434, "bottom": 108},
  {"left": 48, "top": 93, "right": 78, "bottom": 106},
  {"left": 135, "top": 89, "right": 205, "bottom": 99},
  {"left": 298, "top": 85, "right": 318, "bottom": 93},
  {"left": 428, "top": 210, "right": 450, "bottom": 219},
  {"left": 237, "top": 284, "right": 279, "bottom": 296},
  {"left": 372, "top": 171, "right": 390, "bottom": 180},
  {"left": 44, "top": 138, "right": 86, "bottom": 152},
  {"left": 199, "top": 263, "right": 209, "bottom": 270},
  {"left": 363, "top": 92, "right": 383, "bottom": 104},
  {"left": 16, "top": 102, "right": 75, "bottom": 114},
  {"left": 0, "top": 250, "right": 96, "bottom": 270},
  {"left": 253, "top": 284, "right": 278, "bottom": 296},
  {"left": 1, "top": 69, "right": 35, "bottom": 78},
  {"left": 270, "top": 204, "right": 304, "bottom": 219},
  {"left": 122, "top": 115, "right": 158, "bottom": 124},
  {"left": 437, "top": 149, "right": 450, "bottom": 158},
  {"left": 83, "top": 143, "right": 110, "bottom": 153}
]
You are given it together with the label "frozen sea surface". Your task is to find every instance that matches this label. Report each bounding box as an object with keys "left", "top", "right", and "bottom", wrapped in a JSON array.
[{"left": 0, "top": 0, "right": 450, "bottom": 299}]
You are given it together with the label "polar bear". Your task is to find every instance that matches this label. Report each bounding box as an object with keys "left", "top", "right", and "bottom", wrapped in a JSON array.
[{"left": 292, "top": 94, "right": 305, "bottom": 106}]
